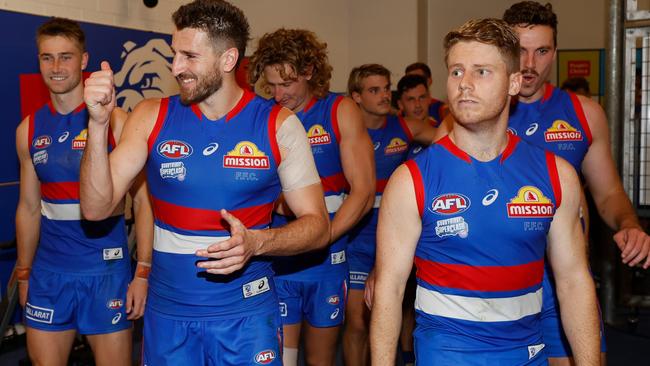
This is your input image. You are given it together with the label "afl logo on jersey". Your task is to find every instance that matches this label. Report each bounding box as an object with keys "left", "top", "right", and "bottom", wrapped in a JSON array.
[
  {"left": 544, "top": 120, "right": 582, "bottom": 142},
  {"left": 429, "top": 193, "right": 470, "bottom": 215},
  {"left": 307, "top": 124, "right": 331, "bottom": 145},
  {"left": 223, "top": 141, "right": 270, "bottom": 169},
  {"left": 33, "top": 135, "right": 52, "bottom": 149},
  {"left": 384, "top": 137, "right": 408, "bottom": 155},
  {"left": 254, "top": 350, "right": 276, "bottom": 364},
  {"left": 157, "top": 140, "right": 193, "bottom": 159},
  {"left": 507, "top": 186, "right": 554, "bottom": 218}
]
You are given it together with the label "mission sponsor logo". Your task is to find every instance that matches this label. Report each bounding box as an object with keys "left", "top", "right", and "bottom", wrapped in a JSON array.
[
  {"left": 307, "top": 124, "right": 331, "bottom": 145},
  {"left": 544, "top": 120, "right": 583, "bottom": 142},
  {"left": 157, "top": 140, "right": 193, "bottom": 159},
  {"left": 507, "top": 186, "right": 554, "bottom": 218},
  {"left": 429, "top": 193, "right": 470, "bottom": 215},
  {"left": 72, "top": 129, "right": 87, "bottom": 150},
  {"left": 223, "top": 141, "right": 270, "bottom": 169},
  {"left": 33, "top": 135, "right": 52, "bottom": 149},
  {"left": 255, "top": 349, "right": 276, "bottom": 364},
  {"left": 384, "top": 137, "right": 408, "bottom": 155}
]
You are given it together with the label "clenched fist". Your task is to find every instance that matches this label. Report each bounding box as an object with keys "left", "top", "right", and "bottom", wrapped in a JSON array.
[{"left": 84, "top": 61, "right": 116, "bottom": 125}]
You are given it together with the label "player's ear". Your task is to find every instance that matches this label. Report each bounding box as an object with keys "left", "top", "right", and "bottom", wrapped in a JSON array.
[
  {"left": 508, "top": 71, "right": 522, "bottom": 97},
  {"left": 221, "top": 47, "right": 239, "bottom": 74}
]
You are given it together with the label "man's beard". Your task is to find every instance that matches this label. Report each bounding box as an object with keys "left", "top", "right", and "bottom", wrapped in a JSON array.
[{"left": 178, "top": 67, "right": 223, "bottom": 105}]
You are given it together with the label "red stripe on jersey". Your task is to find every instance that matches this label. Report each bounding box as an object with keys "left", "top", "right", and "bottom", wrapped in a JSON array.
[
  {"left": 152, "top": 196, "right": 274, "bottom": 231},
  {"left": 41, "top": 182, "right": 80, "bottom": 200},
  {"left": 405, "top": 160, "right": 424, "bottom": 217},
  {"left": 376, "top": 178, "right": 389, "bottom": 194},
  {"left": 397, "top": 116, "right": 414, "bottom": 142},
  {"left": 414, "top": 257, "right": 544, "bottom": 292},
  {"left": 147, "top": 98, "right": 170, "bottom": 153},
  {"left": 303, "top": 97, "right": 317, "bottom": 113},
  {"left": 330, "top": 96, "right": 344, "bottom": 143},
  {"left": 545, "top": 151, "right": 562, "bottom": 209},
  {"left": 500, "top": 133, "right": 520, "bottom": 163},
  {"left": 267, "top": 105, "right": 282, "bottom": 166},
  {"left": 437, "top": 135, "right": 471, "bottom": 163},
  {"left": 321, "top": 173, "right": 349, "bottom": 194},
  {"left": 568, "top": 92, "right": 593, "bottom": 146},
  {"left": 27, "top": 114, "right": 35, "bottom": 149},
  {"left": 227, "top": 89, "right": 255, "bottom": 122},
  {"left": 541, "top": 83, "right": 553, "bottom": 102}
]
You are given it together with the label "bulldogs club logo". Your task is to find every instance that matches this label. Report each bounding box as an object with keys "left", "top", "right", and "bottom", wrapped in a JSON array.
[
  {"left": 223, "top": 141, "right": 270, "bottom": 169},
  {"left": 507, "top": 186, "right": 555, "bottom": 218},
  {"left": 72, "top": 129, "right": 87, "bottom": 150},
  {"left": 307, "top": 124, "right": 331, "bottom": 145},
  {"left": 384, "top": 137, "right": 408, "bottom": 155},
  {"left": 544, "top": 120, "right": 583, "bottom": 142},
  {"left": 429, "top": 193, "right": 471, "bottom": 215},
  {"left": 158, "top": 140, "right": 193, "bottom": 159},
  {"left": 114, "top": 39, "right": 178, "bottom": 112},
  {"left": 33, "top": 135, "right": 52, "bottom": 149}
]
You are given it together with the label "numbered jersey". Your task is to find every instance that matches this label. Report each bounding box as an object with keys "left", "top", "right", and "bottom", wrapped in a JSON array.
[
  {"left": 28, "top": 102, "right": 128, "bottom": 274},
  {"left": 146, "top": 91, "right": 282, "bottom": 319},
  {"left": 508, "top": 83, "right": 592, "bottom": 174},
  {"left": 409, "top": 134, "right": 561, "bottom": 353}
]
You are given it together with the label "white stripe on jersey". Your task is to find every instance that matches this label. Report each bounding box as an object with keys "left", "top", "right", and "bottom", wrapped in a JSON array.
[
  {"left": 41, "top": 201, "right": 82, "bottom": 221},
  {"left": 325, "top": 193, "right": 346, "bottom": 213},
  {"left": 414, "top": 285, "right": 542, "bottom": 322},
  {"left": 154, "top": 225, "right": 230, "bottom": 254}
]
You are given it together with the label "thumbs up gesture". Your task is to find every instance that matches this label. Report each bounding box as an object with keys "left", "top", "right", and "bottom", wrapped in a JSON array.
[{"left": 84, "top": 61, "right": 116, "bottom": 125}]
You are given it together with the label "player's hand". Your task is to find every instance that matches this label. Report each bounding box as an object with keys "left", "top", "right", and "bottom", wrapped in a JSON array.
[
  {"left": 614, "top": 227, "right": 650, "bottom": 269},
  {"left": 126, "top": 278, "right": 147, "bottom": 320},
  {"left": 195, "top": 209, "right": 259, "bottom": 275},
  {"left": 84, "top": 61, "right": 116, "bottom": 126},
  {"left": 18, "top": 281, "right": 28, "bottom": 308},
  {"left": 364, "top": 268, "right": 376, "bottom": 309}
]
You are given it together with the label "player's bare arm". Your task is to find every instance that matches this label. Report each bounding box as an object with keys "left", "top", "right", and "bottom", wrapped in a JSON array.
[
  {"left": 15, "top": 116, "right": 43, "bottom": 307},
  {"left": 404, "top": 116, "right": 446, "bottom": 145},
  {"left": 369, "top": 164, "right": 421, "bottom": 365},
  {"left": 579, "top": 95, "right": 650, "bottom": 268},
  {"left": 330, "top": 97, "right": 375, "bottom": 242},
  {"left": 81, "top": 61, "right": 156, "bottom": 221},
  {"left": 196, "top": 108, "right": 330, "bottom": 274},
  {"left": 547, "top": 155, "right": 600, "bottom": 365}
]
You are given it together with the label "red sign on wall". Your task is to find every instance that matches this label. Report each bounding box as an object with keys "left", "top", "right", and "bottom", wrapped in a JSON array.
[{"left": 568, "top": 60, "right": 591, "bottom": 77}]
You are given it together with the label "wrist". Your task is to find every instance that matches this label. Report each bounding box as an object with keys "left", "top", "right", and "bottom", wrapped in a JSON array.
[
  {"left": 15, "top": 265, "right": 31, "bottom": 282},
  {"left": 134, "top": 261, "right": 151, "bottom": 281}
]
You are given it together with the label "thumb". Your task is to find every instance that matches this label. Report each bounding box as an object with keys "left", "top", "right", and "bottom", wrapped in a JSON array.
[
  {"left": 101, "top": 60, "right": 112, "bottom": 72},
  {"left": 220, "top": 209, "right": 241, "bottom": 229}
]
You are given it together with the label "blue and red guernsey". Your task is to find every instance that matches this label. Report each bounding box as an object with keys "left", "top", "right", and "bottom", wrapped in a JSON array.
[
  {"left": 428, "top": 98, "right": 447, "bottom": 126},
  {"left": 348, "top": 115, "right": 412, "bottom": 253},
  {"left": 408, "top": 134, "right": 562, "bottom": 352},
  {"left": 273, "top": 93, "right": 349, "bottom": 279},
  {"left": 508, "top": 83, "right": 592, "bottom": 174},
  {"left": 28, "top": 102, "right": 127, "bottom": 274},
  {"left": 146, "top": 91, "right": 282, "bottom": 319}
]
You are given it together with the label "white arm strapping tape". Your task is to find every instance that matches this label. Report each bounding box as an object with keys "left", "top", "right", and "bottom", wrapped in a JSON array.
[{"left": 277, "top": 114, "right": 321, "bottom": 192}]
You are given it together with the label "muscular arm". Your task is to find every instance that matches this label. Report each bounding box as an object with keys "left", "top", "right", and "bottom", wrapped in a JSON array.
[
  {"left": 331, "top": 97, "right": 375, "bottom": 242},
  {"left": 370, "top": 165, "right": 421, "bottom": 365},
  {"left": 15, "top": 117, "right": 42, "bottom": 306},
  {"left": 547, "top": 156, "right": 600, "bottom": 365},
  {"left": 579, "top": 96, "right": 650, "bottom": 267},
  {"left": 404, "top": 116, "right": 446, "bottom": 145},
  {"left": 80, "top": 62, "right": 154, "bottom": 220},
  {"left": 196, "top": 110, "right": 330, "bottom": 273}
]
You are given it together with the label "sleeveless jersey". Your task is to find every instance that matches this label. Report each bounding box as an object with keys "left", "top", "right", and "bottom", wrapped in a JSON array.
[
  {"left": 348, "top": 115, "right": 412, "bottom": 253},
  {"left": 428, "top": 98, "right": 447, "bottom": 126},
  {"left": 273, "top": 92, "right": 349, "bottom": 279},
  {"left": 28, "top": 102, "right": 128, "bottom": 274},
  {"left": 146, "top": 92, "right": 282, "bottom": 319},
  {"left": 409, "top": 134, "right": 561, "bottom": 352},
  {"left": 508, "top": 83, "right": 592, "bottom": 174}
]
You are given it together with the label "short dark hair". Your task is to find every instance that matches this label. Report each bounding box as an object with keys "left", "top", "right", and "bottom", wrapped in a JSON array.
[
  {"left": 503, "top": 1, "right": 558, "bottom": 46},
  {"left": 396, "top": 74, "right": 428, "bottom": 100},
  {"left": 36, "top": 17, "right": 85, "bottom": 52},
  {"left": 444, "top": 18, "right": 520, "bottom": 74},
  {"left": 347, "top": 64, "right": 391, "bottom": 96},
  {"left": 561, "top": 77, "right": 590, "bottom": 94},
  {"left": 405, "top": 62, "right": 432, "bottom": 79},
  {"left": 172, "top": 0, "right": 250, "bottom": 67}
]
